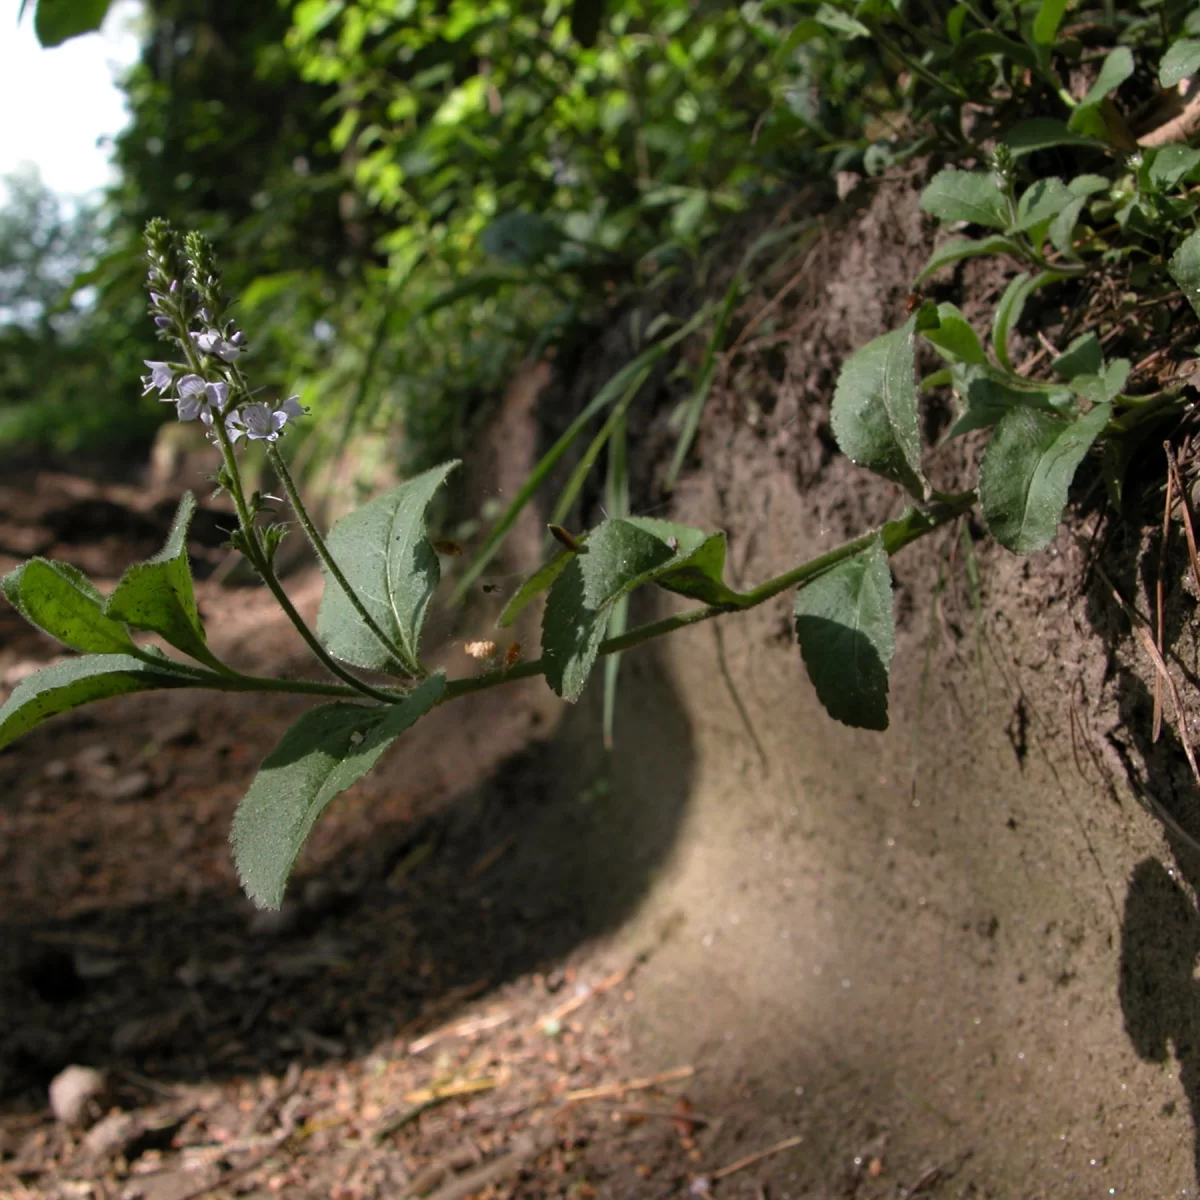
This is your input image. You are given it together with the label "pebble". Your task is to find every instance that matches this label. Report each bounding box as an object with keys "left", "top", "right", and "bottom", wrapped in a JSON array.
[{"left": 48, "top": 1065, "right": 107, "bottom": 1126}]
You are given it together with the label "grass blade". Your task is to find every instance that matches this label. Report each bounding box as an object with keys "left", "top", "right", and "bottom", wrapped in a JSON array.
[
  {"left": 449, "top": 305, "right": 713, "bottom": 606},
  {"left": 665, "top": 277, "right": 742, "bottom": 490},
  {"left": 603, "top": 414, "right": 630, "bottom": 749}
]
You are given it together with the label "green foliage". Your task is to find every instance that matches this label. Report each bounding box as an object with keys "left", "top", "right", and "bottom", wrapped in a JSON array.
[
  {"left": 105, "top": 493, "right": 226, "bottom": 673},
  {"left": 794, "top": 536, "right": 895, "bottom": 731},
  {"left": 0, "top": 653, "right": 196, "bottom": 752},
  {"left": 831, "top": 310, "right": 931, "bottom": 501},
  {"left": 979, "top": 405, "right": 1113, "bottom": 554},
  {"left": 317, "top": 461, "right": 460, "bottom": 676},
  {"left": 3, "top": 559, "right": 134, "bottom": 655},
  {"left": 27, "top": 0, "right": 113, "bottom": 46},
  {"left": 231, "top": 675, "right": 446, "bottom": 909}
]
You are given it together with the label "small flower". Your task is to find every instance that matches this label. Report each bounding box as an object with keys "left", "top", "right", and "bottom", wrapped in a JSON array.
[
  {"left": 226, "top": 396, "right": 304, "bottom": 443},
  {"left": 191, "top": 328, "right": 242, "bottom": 362},
  {"left": 141, "top": 361, "right": 176, "bottom": 395},
  {"left": 172, "top": 374, "right": 228, "bottom": 423}
]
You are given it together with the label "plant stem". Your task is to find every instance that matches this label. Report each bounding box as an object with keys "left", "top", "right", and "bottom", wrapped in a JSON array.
[
  {"left": 267, "top": 443, "right": 413, "bottom": 672},
  {"left": 211, "top": 383, "right": 401, "bottom": 706},
  {"left": 440, "top": 490, "right": 977, "bottom": 704}
]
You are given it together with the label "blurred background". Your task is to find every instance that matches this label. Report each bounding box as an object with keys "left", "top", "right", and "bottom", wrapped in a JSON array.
[{"left": 0, "top": 0, "right": 864, "bottom": 476}]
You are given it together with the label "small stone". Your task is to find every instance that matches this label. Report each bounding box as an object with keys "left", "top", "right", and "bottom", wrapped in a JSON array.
[
  {"left": 49, "top": 1065, "right": 108, "bottom": 1126},
  {"left": 43, "top": 759, "right": 71, "bottom": 782},
  {"left": 72, "top": 744, "right": 117, "bottom": 782}
]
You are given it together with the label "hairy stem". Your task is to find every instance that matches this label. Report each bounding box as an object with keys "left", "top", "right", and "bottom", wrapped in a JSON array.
[
  {"left": 440, "top": 490, "right": 977, "bottom": 704},
  {"left": 267, "top": 443, "right": 413, "bottom": 672}
]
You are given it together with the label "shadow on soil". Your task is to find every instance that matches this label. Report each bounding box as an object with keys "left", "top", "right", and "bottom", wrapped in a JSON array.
[
  {"left": 0, "top": 653, "right": 695, "bottom": 1109},
  {"left": 1113, "top": 666, "right": 1200, "bottom": 1185}
]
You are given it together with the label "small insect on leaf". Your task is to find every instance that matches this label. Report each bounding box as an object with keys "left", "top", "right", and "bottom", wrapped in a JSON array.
[
  {"left": 465, "top": 639, "right": 498, "bottom": 660},
  {"left": 504, "top": 641, "right": 522, "bottom": 668},
  {"left": 432, "top": 540, "right": 462, "bottom": 556},
  {"left": 904, "top": 291, "right": 924, "bottom": 315},
  {"left": 548, "top": 524, "right": 582, "bottom": 552}
]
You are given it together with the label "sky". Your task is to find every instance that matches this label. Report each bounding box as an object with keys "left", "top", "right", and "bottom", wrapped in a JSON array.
[{"left": 1, "top": 0, "right": 142, "bottom": 197}]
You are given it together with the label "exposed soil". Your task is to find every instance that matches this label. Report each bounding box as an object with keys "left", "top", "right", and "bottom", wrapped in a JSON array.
[{"left": 5, "top": 173, "right": 1200, "bottom": 1200}]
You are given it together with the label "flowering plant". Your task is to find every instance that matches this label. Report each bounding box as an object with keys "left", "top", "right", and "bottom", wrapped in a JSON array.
[{"left": 0, "top": 218, "right": 1054, "bottom": 911}]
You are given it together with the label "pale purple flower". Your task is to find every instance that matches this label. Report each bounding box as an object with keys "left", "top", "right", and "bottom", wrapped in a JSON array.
[
  {"left": 141, "top": 361, "right": 176, "bottom": 395},
  {"left": 172, "top": 374, "right": 228, "bottom": 423},
  {"left": 227, "top": 396, "right": 305, "bottom": 443},
  {"left": 191, "top": 328, "right": 242, "bottom": 362}
]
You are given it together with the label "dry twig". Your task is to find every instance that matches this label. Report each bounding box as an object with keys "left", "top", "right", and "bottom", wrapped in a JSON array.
[
  {"left": 565, "top": 1065, "right": 694, "bottom": 1102},
  {"left": 713, "top": 1134, "right": 805, "bottom": 1180}
]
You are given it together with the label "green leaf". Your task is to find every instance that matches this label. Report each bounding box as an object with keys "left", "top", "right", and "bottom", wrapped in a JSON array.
[
  {"left": 0, "top": 654, "right": 196, "bottom": 752},
  {"left": 3, "top": 559, "right": 134, "bottom": 654},
  {"left": 231, "top": 675, "right": 445, "bottom": 909},
  {"left": 33, "top": 0, "right": 111, "bottom": 46},
  {"left": 1011, "top": 177, "right": 1073, "bottom": 233},
  {"left": 1161, "top": 38, "right": 1200, "bottom": 88},
  {"left": 1032, "top": 0, "right": 1068, "bottom": 46},
  {"left": 914, "top": 235, "right": 1020, "bottom": 283},
  {"left": 1048, "top": 197, "right": 1088, "bottom": 260},
  {"left": 1051, "top": 333, "right": 1104, "bottom": 380},
  {"left": 831, "top": 314, "right": 929, "bottom": 499},
  {"left": 105, "top": 493, "right": 224, "bottom": 672},
  {"left": 1147, "top": 145, "right": 1200, "bottom": 190},
  {"left": 316, "top": 461, "right": 459, "bottom": 675},
  {"left": 978, "top": 403, "right": 1112, "bottom": 553},
  {"left": 922, "top": 302, "right": 986, "bottom": 365},
  {"left": 1005, "top": 118, "right": 1106, "bottom": 156},
  {"left": 947, "top": 365, "right": 1068, "bottom": 438},
  {"left": 499, "top": 549, "right": 578, "bottom": 628},
  {"left": 1067, "top": 359, "right": 1130, "bottom": 404},
  {"left": 793, "top": 535, "right": 895, "bottom": 730},
  {"left": 814, "top": 3, "right": 869, "bottom": 38},
  {"left": 919, "top": 169, "right": 1009, "bottom": 230},
  {"left": 1169, "top": 228, "right": 1200, "bottom": 318},
  {"left": 992, "top": 271, "right": 1064, "bottom": 372},
  {"left": 621, "top": 516, "right": 747, "bottom": 608},
  {"left": 542, "top": 520, "right": 675, "bottom": 702},
  {"left": 1078, "top": 47, "right": 1134, "bottom": 108}
]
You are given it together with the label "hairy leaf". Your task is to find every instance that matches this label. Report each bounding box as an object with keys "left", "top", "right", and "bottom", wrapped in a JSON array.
[
  {"left": 920, "top": 169, "right": 1009, "bottom": 230},
  {"left": 317, "top": 461, "right": 459, "bottom": 674},
  {"left": 922, "top": 302, "right": 986, "bottom": 365},
  {"left": 979, "top": 403, "right": 1112, "bottom": 553},
  {"left": 105, "top": 492, "right": 224, "bottom": 671},
  {"left": 3, "top": 559, "right": 133, "bottom": 654},
  {"left": 232, "top": 674, "right": 445, "bottom": 909},
  {"left": 1161, "top": 38, "right": 1200, "bottom": 88},
  {"left": 914, "top": 235, "right": 1020, "bottom": 283},
  {"left": 541, "top": 518, "right": 738, "bottom": 702},
  {"left": 794, "top": 536, "right": 895, "bottom": 730},
  {"left": 1169, "top": 228, "right": 1200, "bottom": 318},
  {"left": 948, "top": 365, "right": 1069, "bottom": 438},
  {"left": 831, "top": 314, "right": 929, "bottom": 498},
  {"left": 0, "top": 653, "right": 196, "bottom": 752}
]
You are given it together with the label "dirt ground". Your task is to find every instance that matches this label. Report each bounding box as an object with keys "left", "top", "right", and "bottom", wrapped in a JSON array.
[{"left": 4, "top": 175, "right": 1200, "bottom": 1200}]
